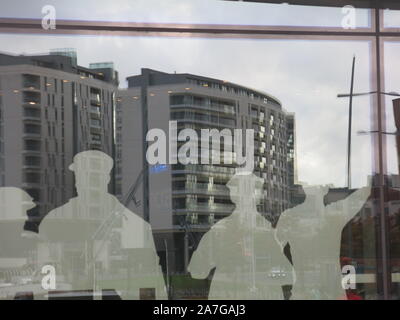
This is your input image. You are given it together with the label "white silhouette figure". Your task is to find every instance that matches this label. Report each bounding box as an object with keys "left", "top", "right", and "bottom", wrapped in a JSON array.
[
  {"left": 188, "top": 172, "right": 293, "bottom": 300},
  {"left": 0, "top": 187, "right": 37, "bottom": 299},
  {"left": 275, "top": 184, "right": 371, "bottom": 300},
  {"left": 38, "top": 151, "right": 166, "bottom": 300}
]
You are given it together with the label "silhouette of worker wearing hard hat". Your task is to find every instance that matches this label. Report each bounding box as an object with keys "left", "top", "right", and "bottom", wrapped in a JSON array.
[
  {"left": 188, "top": 172, "right": 293, "bottom": 300},
  {"left": 275, "top": 184, "right": 370, "bottom": 300},
  {"left": 38, "top": 151, "right": 166, "bottom": 299},
  {"left": 0, "top": 187, "right": 38, "bottom": 299}
]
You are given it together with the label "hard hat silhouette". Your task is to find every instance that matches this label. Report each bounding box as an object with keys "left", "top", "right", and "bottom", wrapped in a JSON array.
[{"left": 68, "top": 150, "right": 113, "bottom": 173}]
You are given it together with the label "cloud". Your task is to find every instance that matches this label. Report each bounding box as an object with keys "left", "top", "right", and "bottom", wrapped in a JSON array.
[
  {"left": 0, "top": 9, "right": 385, "bottom": 188},
  {"left": 384, "top": 42, "right": 400, "bottom": 175},
  {"left": 0, "top": 0, "right": 371, "bottom": 27}
]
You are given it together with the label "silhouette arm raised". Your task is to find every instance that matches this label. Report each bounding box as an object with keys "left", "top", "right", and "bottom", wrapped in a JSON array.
[{"left": 327, "top": 186, "right": 371, "bottom": 225}]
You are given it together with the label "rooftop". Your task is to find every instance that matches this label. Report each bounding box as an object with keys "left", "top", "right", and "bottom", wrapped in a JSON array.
[
  {"left": 0, "top": 51, "right": 119, "bottom": 86},
  {"left": 127, "top": 68, "right": 282, "bottom": 107}
]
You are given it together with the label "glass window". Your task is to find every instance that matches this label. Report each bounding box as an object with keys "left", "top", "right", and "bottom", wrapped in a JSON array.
[
  {"left": 384, "top": 8, "right": 400, "bottom": 29},
  {"left": 0, "top": 0, "right": 399, "bottom": 301}
]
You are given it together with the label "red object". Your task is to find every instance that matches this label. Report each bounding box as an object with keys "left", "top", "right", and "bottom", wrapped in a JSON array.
[
  {"left": 338, "top": 292, "right": 363, "bottom": 300},
  {"left": 347, "top": 292, "right": 363, "bottom": 300}
]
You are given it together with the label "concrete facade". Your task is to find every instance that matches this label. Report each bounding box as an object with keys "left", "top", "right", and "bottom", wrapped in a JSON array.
[
  {"left": 117, "top": 68, "right": 297, "bottom": 272},
  {"left": 0, "top": 52, "right": 118, "bottom": 228}
]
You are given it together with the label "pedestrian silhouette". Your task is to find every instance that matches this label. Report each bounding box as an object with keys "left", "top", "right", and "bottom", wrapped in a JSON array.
[
  {"left": 38, "top": 151, "right": 166, "bottom": 299},
  {"left": 275, "top": 184, "right": 371, "bottom": 300},
  {"left": 0, "top": 187, "right": 38, "bottom": 299},
  {"left": 188, "top": 172, "right": 293, "bottom": 299}
]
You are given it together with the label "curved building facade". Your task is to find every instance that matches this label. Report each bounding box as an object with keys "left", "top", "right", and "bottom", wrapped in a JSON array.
[{"left": 117, "top": 68, "right": 296, "bottom": 273}]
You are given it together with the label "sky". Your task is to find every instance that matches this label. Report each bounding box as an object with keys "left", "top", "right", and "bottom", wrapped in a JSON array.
[
  {"left": 0, "top": 0, "right": 371, "bottom": 26},
  {"left": 384, "top": 42, "right": 400, "bottom": 179},
  {"left": 0, "top": 0, "right": 398, "bottom": 188}
]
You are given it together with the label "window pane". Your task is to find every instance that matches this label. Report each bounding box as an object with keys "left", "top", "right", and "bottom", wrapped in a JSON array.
[
  {"left": 384, "top": 41, "right": 400, "bottom": 298},
  {"left": 0, "top": 31, "right": 382, "bottom": 300},
  {"left": 384, "top": 9, "right": 400, "bottom": 28},
  {"left": 0, "top": 0, "right": 372, "bottom": 28}
]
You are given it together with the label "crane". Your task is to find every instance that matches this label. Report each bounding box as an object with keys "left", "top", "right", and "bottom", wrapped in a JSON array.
[{"left": 81, "top": 167, "right": 146, "bottom": 288}]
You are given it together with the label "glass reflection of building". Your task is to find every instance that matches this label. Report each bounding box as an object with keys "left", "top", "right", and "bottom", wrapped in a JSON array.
[
  {"left": 0, "top": 0, "right": 399, "bottom": 300},
  {"left": 0, "top": 51, "right": 118, "bottom": 225},
  {"left": 117, "top": 69, "right": 296, "bottom": 275},
  {"left": 0, "top": 51, "right": 119, "bottom": 292}
]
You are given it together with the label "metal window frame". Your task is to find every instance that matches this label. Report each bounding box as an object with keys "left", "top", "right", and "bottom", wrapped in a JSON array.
[{"left": 0, "top": 2, "right": 398, "bottom": 300}]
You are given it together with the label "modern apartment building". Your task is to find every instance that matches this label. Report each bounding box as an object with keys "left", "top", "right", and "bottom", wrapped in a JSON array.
[
  {"left": 117, "top": 68, "right": 296, "bottom": 272},
  {"left": 0, "top": 51, "right": 119, "bottom": 229}
]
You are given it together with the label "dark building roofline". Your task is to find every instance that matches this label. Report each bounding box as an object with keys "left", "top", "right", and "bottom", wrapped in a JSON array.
[
  {"left": 223, "top": 0, "right": 400, "bottom": 9},
  {"left": 0, "top": 52, "right": 118, "bottom": 86},
  {"left": 127, "top": 68, "right": 281, "bottom": 106}
]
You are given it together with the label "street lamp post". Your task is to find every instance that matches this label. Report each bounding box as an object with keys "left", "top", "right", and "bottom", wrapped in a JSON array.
[
  {"left": 357, "top": 130, "right": 399, "bottom": 136},
  {"left": 337, "top": 90, "right": 400, "bottom": 299},
  {"left": 338, "top": 91, "right": 400, "bottom": 98},
  {"left": 347, "top": 56, "right": 356, "bottom": 189}
]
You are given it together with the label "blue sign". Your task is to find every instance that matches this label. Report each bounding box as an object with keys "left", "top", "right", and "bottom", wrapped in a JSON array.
[{"left": 149, "top": 164, "right": 169, "bottom": 174}]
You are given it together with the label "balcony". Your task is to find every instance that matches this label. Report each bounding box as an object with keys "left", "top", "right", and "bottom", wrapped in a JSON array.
[
  {"left": 171, "top": 103, "right": 235, "bottom": 116},
  {"left": 23, "top": 91, "right": 41, "bottom": 105},
  {"left": 90, "top": 139, "right": 102, "bottom": 146},
  {"left": 23, "top": 108, "right": 41, "bottom": 121},
  {"left": 90, "top": 92, "right": 101, "bottom": 106},
  {"left": 23, "top": 123, "right": 41, "bottom": 138},
  {"left": 23, "top": 156, "right": 41, "bottom": 169},
  {"left": 90, "top": 119, "right": 102, "bottom": 135},
  {"left": 90, "top": 106, "right": 101, "bottom": 118},
  {"left": 251, "top": 114, "right": 266, "bottom": 124},
  {"left": 171, "top": 111, "right": 236, "bottom": 128},
  {"left": 172, "top": 164, "right": 235, "bottom": 177},
  {"left": 23, "top": 139, "right": 41, "bottom": 153},
  {"left": 90, "top": 99, "right": 101, "bottom": 107},
  {"left": 175, "top": 135, "right": 235, "bottom": 150},
  {"left": 174, "top": 202, "right": 235, "bottom": 214},
  {"left": 187, "top": 152, "right": 237, "bottom": 166},
  {"left": 23, "top": 171, "right": 41, "bottom": 186},
  {"left": 90, "top": 134, "right": 102, "bottom": 149},
  {"left": 173, "top": 182, "right": 229, "bottom": 196},
  {"left": 22, "top": 74, "right": 41, "bottom": 91}
]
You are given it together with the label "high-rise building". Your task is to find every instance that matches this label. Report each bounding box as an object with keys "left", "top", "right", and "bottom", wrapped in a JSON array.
[
  {"left": 0, "top": 51, "right": 119, "bottom": 229},
  {"left": 117, "top": 68, "right": 296, "bottom": 272}
]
